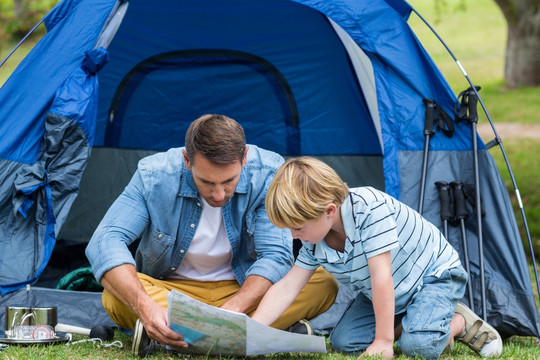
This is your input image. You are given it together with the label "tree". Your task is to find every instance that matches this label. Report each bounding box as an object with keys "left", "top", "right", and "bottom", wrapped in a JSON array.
[
  {"left": 13, "top": 0, "right": 24, "bottom": 17},
  {"left": 494, "top": 0, "right": 540, "bottom": 88}
]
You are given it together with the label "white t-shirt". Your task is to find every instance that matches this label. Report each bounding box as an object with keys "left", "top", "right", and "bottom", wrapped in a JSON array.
[{"left": 171, "top": 197, "right": 235, "bottom": 281}]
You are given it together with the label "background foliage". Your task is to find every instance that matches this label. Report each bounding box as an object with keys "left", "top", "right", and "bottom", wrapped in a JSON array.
[{"left": 0, "top": 0, "right": 57, "bottom": 49}]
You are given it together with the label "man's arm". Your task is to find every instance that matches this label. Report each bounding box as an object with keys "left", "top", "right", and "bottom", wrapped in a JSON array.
[
  {"left": 86, "top": 171, "right": 184, "bottom": 345},
  {"left": 100, "top": 264, "right": 188, "bottom": 348},
  {"left": 360, "top": 251, "right": 395, "bottom": 359}
]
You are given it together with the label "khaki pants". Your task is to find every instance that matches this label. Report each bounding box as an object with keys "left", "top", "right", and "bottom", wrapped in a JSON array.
[{"left": 103, "top": 267, "right": 337, "bottom": 330}]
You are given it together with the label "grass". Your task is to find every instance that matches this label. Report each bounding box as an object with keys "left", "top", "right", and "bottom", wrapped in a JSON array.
[
  {"left": 1, "top": 0, "right": 540, "bottom": 359},
  {"left": 1, "top": 332, "right": 539, "bottom": 359}
]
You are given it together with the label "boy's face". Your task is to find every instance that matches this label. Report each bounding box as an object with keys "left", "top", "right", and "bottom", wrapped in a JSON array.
[
  {"left": 184, "top": 150, "right": 246, "bottom": 208},
  {"left": 288, "top": 215, "right": 333, "bottom": 245}
]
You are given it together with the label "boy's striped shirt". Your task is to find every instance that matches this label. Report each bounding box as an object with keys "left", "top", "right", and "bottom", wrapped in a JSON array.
[{"left": 296, "top": 186, "right": 461, "bottom": 312}]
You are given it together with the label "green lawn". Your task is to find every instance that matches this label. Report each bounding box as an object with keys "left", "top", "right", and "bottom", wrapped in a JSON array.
[{"left": 1, "top": 331, "right": 540, "bottom": 359}]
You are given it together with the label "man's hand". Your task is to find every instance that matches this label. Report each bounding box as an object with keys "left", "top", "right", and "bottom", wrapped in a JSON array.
[
  {"left": 359, "top": 339, "right": 394, "bottom": 358},
  {"left": 100, "top": 264, "right": 188, "bottom": 348},
  {"left": 138, "top": 299, "right": 188, "bottom": 349}
]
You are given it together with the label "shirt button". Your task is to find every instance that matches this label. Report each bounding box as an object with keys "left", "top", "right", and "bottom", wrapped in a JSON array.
[
  {"left": 190, "top": 224, "right": 195, "bottom": 228},
  {"left": 180, "top": 250, "right": 185, "bottom": 254},
  {"left": 197, "top": 202, "right": 201, "bottom": 207},
  {"left": 170, "top": 267, "right": 176, "bottom": 271},
  {"left": 157, "top": 233, "right": 163, "bottom": 238}
]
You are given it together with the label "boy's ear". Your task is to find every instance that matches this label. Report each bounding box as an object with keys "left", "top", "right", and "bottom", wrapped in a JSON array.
[{"left": 325, "top": 203, "right": 337, "bottom": 218}]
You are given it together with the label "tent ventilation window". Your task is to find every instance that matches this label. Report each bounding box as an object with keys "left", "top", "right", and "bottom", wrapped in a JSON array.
[{"left": 105, "top": 49, "right": 300, "bottom": 154}]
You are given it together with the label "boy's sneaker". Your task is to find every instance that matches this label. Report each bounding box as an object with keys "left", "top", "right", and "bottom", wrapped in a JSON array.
[
  {"left": 455, "top": 302, "right": 503, "bottom": 357},
  {"left": 132, "top": 319, "right": 160, "bottom": 357},
  {"left": 286, "top": 319, "right": 314, "bottom": 335}
]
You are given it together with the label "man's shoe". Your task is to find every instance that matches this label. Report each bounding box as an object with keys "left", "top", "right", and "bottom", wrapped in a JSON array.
[
  {"left": 286, "top": 319, "right": 314, "bottom": 335},
  {"left": 455, "top": 302, "right": 503, "bottom": 357},
  {"left": 132, "top": 319, "right": 158, "bottom": 357}
]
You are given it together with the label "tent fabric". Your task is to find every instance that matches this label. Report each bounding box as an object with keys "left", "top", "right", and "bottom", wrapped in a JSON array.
[
  {"left": 0, "top": 0, "right": 538, "bottom": 337},
  {"left": 0, "top": 0, "right": 114, "bottom": 164},
  {"left": 399, "top": 149, "right": 540, "bottom": 337},
  {"left": 95, "top": 0, "right": 380, "bottom": 157},
  {"left": 0, "top": 48, "right": 108, "bottom": 295},
  {"left": 0, "top": 286, "right": 115, "bottom": 330}
]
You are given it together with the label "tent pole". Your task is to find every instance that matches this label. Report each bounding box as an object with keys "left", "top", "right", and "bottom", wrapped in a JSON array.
[
  {"left": 0, "top": 19, "right": 44, "bottom": 69},
  {"left": 418, "top": 99, "right": 437, "bottom": 214},
  {"left": 411, "top": 8, "right": 540, "bottom": 317},
  {"left": 451, "top": 181, "right": 475, "bottom": 310}
]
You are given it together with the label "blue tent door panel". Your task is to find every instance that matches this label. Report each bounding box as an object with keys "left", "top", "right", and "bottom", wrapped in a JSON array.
[{"left": 104, "top": 50, "right": 300, "bottom": 155}]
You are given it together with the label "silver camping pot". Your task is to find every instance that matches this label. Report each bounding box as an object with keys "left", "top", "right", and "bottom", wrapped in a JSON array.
[{"left": 4, "top": 306, "right": 57, "bottom": 339}]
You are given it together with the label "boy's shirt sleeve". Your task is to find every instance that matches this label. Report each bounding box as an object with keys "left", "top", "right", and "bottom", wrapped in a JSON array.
[
  {"left": 294, "top": 244, "right": 320, "bottom": 270},
  {"left": 358, "top": 201, "right": 400, "bottom": 259}
]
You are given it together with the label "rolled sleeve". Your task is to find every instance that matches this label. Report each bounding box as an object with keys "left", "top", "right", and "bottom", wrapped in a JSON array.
[
  {"left": 85, "top": 171, "right": 150, "bottom": 282},
  {"left": 244, "top": 203, "right": 293, "bottom": 283}
]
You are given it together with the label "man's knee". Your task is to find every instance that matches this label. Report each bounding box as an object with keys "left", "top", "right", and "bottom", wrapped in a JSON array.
[
  {"left": 309, "top": 267, "right": 339, "bottom": 303},
  {"left": 102, "top": 288, "right": 137, "bottom": 330},
  {"left": 102, "top": 288, "right": 119, "bottom": 313}
]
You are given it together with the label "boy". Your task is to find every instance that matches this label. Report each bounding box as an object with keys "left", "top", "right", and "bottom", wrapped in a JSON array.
[{"left": 252, "top": 157, "right": 502, "bottom": 359}]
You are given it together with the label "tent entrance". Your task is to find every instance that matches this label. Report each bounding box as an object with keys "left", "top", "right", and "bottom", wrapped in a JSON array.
[{"left": 104, "top": 49, "right": 301, "bottom": 155}]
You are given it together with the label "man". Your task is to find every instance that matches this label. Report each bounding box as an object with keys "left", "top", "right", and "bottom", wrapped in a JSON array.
[{"left": 86, "top": 114, "right": 338, "bottom": 356}]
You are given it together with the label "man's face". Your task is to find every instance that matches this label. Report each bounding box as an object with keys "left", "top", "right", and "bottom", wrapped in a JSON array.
[{"left": 183, "top": 149, "right": 247, "bottom": 207}]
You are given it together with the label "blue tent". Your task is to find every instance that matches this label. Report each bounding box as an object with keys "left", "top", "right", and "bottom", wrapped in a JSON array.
[{"left": 1, "top": 0, "right": 538, "bottom": 338}]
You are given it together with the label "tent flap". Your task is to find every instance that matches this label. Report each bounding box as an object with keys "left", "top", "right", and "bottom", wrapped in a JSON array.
[{"left": 0, "top": 48, "right": 108, "bottom": 295}]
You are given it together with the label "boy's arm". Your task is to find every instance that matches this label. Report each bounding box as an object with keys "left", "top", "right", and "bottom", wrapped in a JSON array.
[
  {"left": 251, "top": 265, "right": 315, "bottom": 326},
  {"left": 361, "top": 251, "right": 395, "bottom": 359}
]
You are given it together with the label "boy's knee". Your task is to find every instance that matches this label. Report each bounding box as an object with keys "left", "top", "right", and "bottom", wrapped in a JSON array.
[
  {"left": 399, "top": 332, "right": 444, "bottom": 360},
  {"left": 329, "top": 332, "right": 349, "bottom": 353},
  {"left": 329, "top": 332, "right": 366, "bottom": 354}
]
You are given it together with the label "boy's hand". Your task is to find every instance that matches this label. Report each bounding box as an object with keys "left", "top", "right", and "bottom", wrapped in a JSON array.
[{"left": 359, "top": 339, "right": 394, "bottom": 358}]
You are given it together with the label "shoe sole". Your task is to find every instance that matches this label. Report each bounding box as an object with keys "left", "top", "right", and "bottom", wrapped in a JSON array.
[
  {"left": 131, "top": 319, "right": 144, "bottom": 356},
  {"left": 298, "top": 319, "right": 314, "bottom": 336}
]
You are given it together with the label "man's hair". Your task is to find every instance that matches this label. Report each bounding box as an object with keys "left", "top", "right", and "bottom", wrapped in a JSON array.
[
  {"left": 265, "top": 157, "right": 349, "bottom": 228},
  {"left": 185, "top": 114, "right": 246, "bottom": 164}
]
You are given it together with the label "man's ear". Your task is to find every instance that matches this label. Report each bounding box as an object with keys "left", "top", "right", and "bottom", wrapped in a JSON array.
[
  {"left": 241, "top": 145, "right": 249, "bottom": 168},
  {"left": 182, "top": 149, "right": 192, "bottom": 171}
]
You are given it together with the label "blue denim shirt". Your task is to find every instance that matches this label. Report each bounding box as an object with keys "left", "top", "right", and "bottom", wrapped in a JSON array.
[{"left": 86, "top": 145, "right": 293, "bottom": 285}]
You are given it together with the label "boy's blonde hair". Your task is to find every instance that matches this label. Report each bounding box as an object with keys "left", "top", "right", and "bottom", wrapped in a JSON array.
[{"left": 266, "top": 157, "right": 349, "bottom": 228}]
